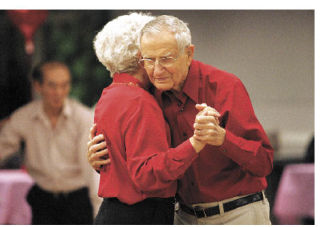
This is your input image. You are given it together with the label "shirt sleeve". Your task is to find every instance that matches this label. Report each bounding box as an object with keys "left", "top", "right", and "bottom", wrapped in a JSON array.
[
  {"left": 215, "top": 79, "right": 274, "bottom": 177},
  {"left": 0, "top": 112, "right": 23, "bottom": 163},
  {"left": 124, "top": 96, "right": 198, "bottom": 193}
]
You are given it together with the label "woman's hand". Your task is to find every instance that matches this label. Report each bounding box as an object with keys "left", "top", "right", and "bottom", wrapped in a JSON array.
[{"left": 87, "top": 124, "right": 110, "bottom": 171}]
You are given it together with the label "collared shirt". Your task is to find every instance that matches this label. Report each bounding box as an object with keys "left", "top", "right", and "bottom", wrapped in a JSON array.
[
  {"left": 0, "top": 98, "right": 99, "bottom": 204},
  {"left": 155, "top": 60, "right": 274, "bottom": 205},
  {"left": 94, "top": 73, "right": 198, "bottom": 205}
]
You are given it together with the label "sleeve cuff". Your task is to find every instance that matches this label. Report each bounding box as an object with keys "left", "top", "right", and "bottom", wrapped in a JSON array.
[
  {"left": 215, "top": 129, "right": 250, "bottom": 165},
  {"left": 169, "top": 139, "right": 199, "bottom": 164}
]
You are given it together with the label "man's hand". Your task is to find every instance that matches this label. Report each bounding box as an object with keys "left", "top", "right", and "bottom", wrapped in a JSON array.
[
  {"left": 87, "top": 124, "right": 110, "bottom": 171},
  {"left": 193, "top": 103, "right": 226, "bottom": 146}
]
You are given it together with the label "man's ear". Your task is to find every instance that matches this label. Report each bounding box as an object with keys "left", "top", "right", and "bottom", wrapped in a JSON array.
[
  {"left": 186, "top": 44, "right": 195, "bottom": 65},
  {"left": 33, "top": 81, "right": 42, "bottom": 94},
  {"left": 136, "top": 51, "right": 142, "bottom": 59}
]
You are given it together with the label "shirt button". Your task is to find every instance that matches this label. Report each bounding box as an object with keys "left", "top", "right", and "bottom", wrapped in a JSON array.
[{"left": 180, "top": 107, "right": 184, "bottom": 112}]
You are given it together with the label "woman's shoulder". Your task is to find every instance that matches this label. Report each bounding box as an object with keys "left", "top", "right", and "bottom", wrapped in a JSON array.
[{"left": 105, "top": 84, "right": 155, "bottom": 103}]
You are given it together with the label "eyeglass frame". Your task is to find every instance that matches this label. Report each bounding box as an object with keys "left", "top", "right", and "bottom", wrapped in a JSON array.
[{"left": 139, "top": 54, "right": 179, "bottom": 69}]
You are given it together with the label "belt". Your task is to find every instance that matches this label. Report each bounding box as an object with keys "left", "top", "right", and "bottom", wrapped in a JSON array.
[
  {"left": 33, "top": 185, "right": 88, "bottom": 199},
  {"left": 179, "top": 192, "right": 264, "bottom": 218}
]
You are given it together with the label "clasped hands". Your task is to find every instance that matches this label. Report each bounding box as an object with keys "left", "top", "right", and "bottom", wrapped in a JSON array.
[
  {"left": 87, "top": 103, "right": 226, "bottom": 171},
  {"left": 193, "top": 103, "right": 226, "bottom": 147}
]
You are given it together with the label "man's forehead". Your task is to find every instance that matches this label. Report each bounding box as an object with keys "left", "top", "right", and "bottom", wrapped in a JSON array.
[
  {"left": 43, "top": 68, "right": 71, "bottom": 83},
  {"left": 140, "top": 32, "right": 179, "bottom": 57},
  {"left": 141, "top": 30, "right": 176, "bottom": 43}
]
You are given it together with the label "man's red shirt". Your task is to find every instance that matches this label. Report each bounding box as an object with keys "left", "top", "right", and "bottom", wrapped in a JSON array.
[{"left": 155, "top": 60, "right": 274, "bottom": 205}]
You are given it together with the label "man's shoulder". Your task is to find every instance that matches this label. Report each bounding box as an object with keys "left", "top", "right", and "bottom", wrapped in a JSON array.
[
  {"left": 68, "top": 98, "right": 92, "bottom": 112},
  {"left": 96, "top": 86, "right": 159, "bottom": 118},
  {"left": 1, "top": 101, "right": 41, "bottom": 133},
  {"left": 9, "top": 100, "right": 41, "bottom": 119},
  {"left": 194, "top": 60, "right": 241, "bottom": 85},
  {"left": 102, "top": 85, "right": 155, "bottom": 105},
  {"left": 67, "top": 98, "right": 93, "bottom": 122},
  {"left": 67, "top": 98, "right": 93, "bottom": 121}
]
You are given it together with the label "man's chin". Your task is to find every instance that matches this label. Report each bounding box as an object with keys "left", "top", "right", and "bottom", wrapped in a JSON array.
[
  {"left": 51, "top": 102, "right": 64, "bottom": 110},
  {"left": 154, "top": 83, "right": 172, "bottom": 91}
]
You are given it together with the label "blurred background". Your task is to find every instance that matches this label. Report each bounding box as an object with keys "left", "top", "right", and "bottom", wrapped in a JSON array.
[{"left": 0, "top": 10, "right": 314, "bottom": 224}]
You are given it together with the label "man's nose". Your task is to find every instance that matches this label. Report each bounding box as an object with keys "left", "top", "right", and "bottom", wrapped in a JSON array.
[
  {"left": 153, "top": 60, "right": 165, "bottom": 76},
  {"left": 54, "top": 86, "right": 65, "bottom": 97}
]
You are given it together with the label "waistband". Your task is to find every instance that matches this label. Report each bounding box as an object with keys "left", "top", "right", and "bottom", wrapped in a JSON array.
[
  {"left": 179, "top": 191, "right": 265, "bottom": 218},
  {"left": 32, "top": 184, "right": 89, "bottom": 198},
  {"left": 105, "top": 197, "right": 175, "bottom": 204}
]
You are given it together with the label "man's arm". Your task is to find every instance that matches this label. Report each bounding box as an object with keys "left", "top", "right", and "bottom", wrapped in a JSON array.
[
  {"left": 0, "top": 115, "right": 23, "bottom": 164},
  {"left": 194, "top": 81, "right": 274, "bottom": 177}
]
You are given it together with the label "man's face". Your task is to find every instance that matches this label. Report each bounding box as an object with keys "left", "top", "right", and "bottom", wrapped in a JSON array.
[
  {"left": 35, "top": 66, "right": 71, "bottom": 112},
  {"left": 140, "top": 30, "right": 194, "bottom": 92}
]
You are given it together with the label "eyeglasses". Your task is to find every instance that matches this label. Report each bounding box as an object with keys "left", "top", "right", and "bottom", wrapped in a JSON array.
[{"left": 139, "top": 56, "right": 178, "bottom": 69}]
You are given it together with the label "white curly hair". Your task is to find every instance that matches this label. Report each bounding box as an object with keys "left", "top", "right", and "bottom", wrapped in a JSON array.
[{"left": 93, "top": 12, "right": 155, "bottom": 77}]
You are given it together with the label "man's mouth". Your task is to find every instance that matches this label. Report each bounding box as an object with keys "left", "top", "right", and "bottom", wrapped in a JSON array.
[{"left": 154, "top": 77, "right": 169, "bottom": 82}]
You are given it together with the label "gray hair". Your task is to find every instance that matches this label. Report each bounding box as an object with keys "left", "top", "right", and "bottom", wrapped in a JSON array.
[
  {"left": 94, "top": 12, "right": 155, "bottom": 77},
  {"left": 140, "top": 15, "right": 192, "bottom": 53}
]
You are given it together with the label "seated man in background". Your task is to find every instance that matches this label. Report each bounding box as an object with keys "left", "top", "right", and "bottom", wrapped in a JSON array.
[{"left": 0, "top": 61, "right": 100, "bottom": 224}]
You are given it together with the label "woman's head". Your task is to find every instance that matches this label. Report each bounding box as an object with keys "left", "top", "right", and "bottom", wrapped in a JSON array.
[{"left": 94, "top": 12, "right": 155, "bottom": 77}]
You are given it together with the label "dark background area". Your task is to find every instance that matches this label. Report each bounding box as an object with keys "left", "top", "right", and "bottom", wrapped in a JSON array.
[{"left": 0, "top": 10, "right": 112, "bottom": 119}]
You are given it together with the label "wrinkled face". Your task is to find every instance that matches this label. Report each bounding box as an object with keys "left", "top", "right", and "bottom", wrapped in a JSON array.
[
  {"left": 35, "top": 66, "right": 71, "bottom": 112},
  {"left": 140, "top": 30, "right": 194, "bottom": 92}
]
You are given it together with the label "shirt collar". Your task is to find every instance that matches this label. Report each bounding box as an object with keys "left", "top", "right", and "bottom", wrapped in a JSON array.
[
  {"left": 62, "top": 99, "right": 72, "bottom": 118},
  {"left": 113, "top": 73, "right": 147, "bottom": 89},
  {"left": 31, "top": 98, "right": 72, "bottom": 120},
  {"left": 181, "top": 60, "right": 200, "bottom": 103},
  {"left": 156, "top": 60, "right": 200, "bottom": 103}
]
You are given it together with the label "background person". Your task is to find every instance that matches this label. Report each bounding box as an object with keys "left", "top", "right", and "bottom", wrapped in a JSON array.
[{"left": 0, "top": 61, "right": 99, "bottom": 224}]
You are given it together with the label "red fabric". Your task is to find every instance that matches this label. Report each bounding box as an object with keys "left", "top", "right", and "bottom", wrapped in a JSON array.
[
  {"left": 94, "top": 73, "right": 198, "bottom": 205},
  {"left": 7, "top": 10, "right": 48, "bottom": 54},
  {"left": 155, "top": 60, "right": 274, "bottom": 205},
  {"left": 7, "top": 10, "right": 48, "bottom": 41}
]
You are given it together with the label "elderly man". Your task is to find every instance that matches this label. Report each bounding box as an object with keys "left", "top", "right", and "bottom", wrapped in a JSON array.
[
  {"left": 0, "top": 61, "right": 99, "bottom": 224},
  {"left": 88, "top": 15, "right": 273, "bottom": 225}
]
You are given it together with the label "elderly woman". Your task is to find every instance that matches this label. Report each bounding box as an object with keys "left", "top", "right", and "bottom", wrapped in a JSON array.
[{"left": 92, "top": 13, "right": 207, "bottom": 224}]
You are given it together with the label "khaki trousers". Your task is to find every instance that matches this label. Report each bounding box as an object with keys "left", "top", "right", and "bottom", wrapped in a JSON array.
[{"left": 174, "top": 193, "right": 271, "bottom": 225}]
